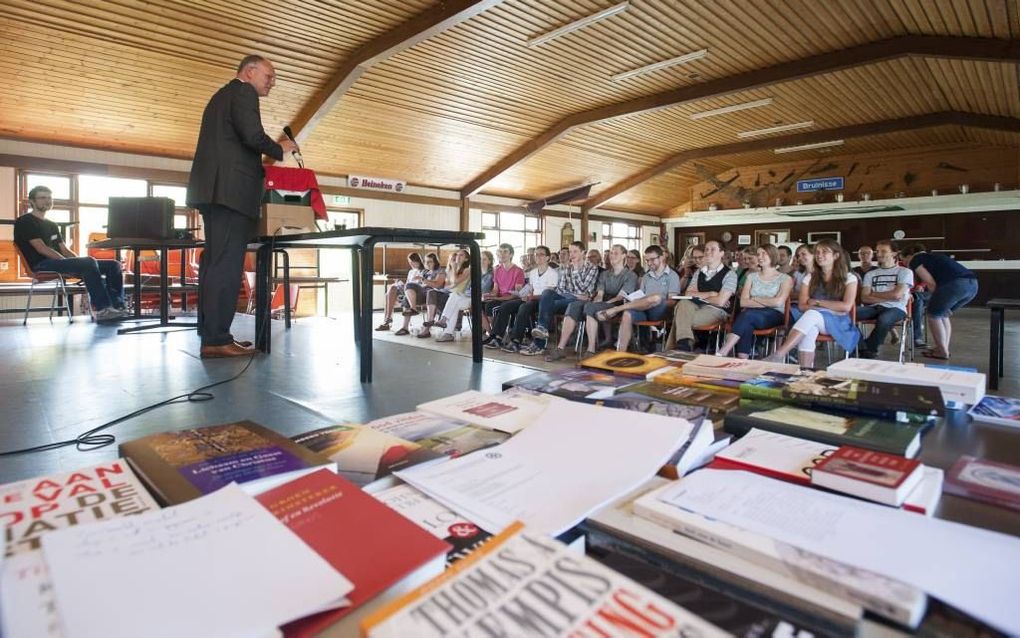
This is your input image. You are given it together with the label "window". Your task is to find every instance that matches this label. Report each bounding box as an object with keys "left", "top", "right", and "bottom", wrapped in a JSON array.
[
  {"left": 601, "top": 221, "right": 641, "bottom": 252},
  {"left": 481, "top": 211, "right": 542, "bottom": 260},
  {"left": 151, "top": 184, "right": 192, "bottom": 229}
]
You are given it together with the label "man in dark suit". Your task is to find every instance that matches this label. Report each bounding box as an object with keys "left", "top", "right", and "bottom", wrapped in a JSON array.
[{"left": 187, "top": 55, "right": 297, "bottom": 358}]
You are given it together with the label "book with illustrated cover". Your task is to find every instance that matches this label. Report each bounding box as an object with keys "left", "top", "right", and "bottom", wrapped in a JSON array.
[
  {"left": 944, "top": 456, "right": 1020, "bottom": 512},
  {"left": 725, "top": 402, "right": 924, "bottom": 458},
  {"left": 417, "top": 389, "right": 556, "bottom": 434},
  {"left": 365, "top": 411, "right": 509, "bottom": 458},
  {"left": 257, "top": 470, "right": 449, "bottom": 638},
  {"left": 501, "top": 367, "right": 636, "bottom": 401},
  {"left": 811, "top": 447, "right": 923, "bottom": 507},
  {"left": 119, "top": 421, "right": 334, "bottom": 505},
  {"left": 361, "top": 521, "right": 729, "bottom": 638},
  {"left": 292, "top": 424, "right": 443, "bottom": 492},
  {"left": 589, "top": 392, "right": 710, "bottom": 421},
  {"left": 373, "top": 484, "right": 492, "bottom": 567},
  {"left": 578, "top": 350, "right": 672, "bottom": 378},
  {"left": 967, "top": 395, "right": 1020, "bottom": 428},
  {"left": 683, "top": 354, "right": 800, "bottom": 381},
  {"left": 625, "top": 381, "right": 740, "bottom": 414},
  {"left": 740, "top": 370, "right": 943, "bottom": 423},
  {"left": 649, "top": 369, "right": 744, "bottom": 394},
  {"left": 710, "top": 428, "right": 837, "bottom": 485}
]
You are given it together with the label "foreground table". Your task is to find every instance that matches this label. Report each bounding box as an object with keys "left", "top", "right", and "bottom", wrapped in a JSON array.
[
  {"left": 987, "top": 298, "right": 1020, "bottom": 391},
  {"left": 252, "top": 228, "right": 485, "bottom": 382}
]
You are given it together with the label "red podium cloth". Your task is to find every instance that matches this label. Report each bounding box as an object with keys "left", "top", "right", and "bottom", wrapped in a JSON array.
[{"left": 264, "top": 166, "right": 328, "bottom": 219}]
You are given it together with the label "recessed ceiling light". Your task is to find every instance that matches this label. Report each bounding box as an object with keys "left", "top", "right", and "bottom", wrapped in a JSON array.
[
  {"left": 690, "top": 98, "right": 773, "bottom": 120},
  {"left": 738, "top": 120, "right": 815, "bottom": 138},
  {"left": 773, "top": 139, "right": 845, "bottom": 154},
  {"left": 527, "top": 1, "right": 629, "bottom": 48},
  {"left": 611, "top": 49, "right": 709, "bottom": 82}
]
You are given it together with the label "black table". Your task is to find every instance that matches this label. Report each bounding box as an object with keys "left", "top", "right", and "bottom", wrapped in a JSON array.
[
  {"left": 88, "top": 238, "right": 202, "bottom": 334},
  {"left": 251, "top": 228, "right": 485, "bottom": 382},
  {"left": 987, "top": 298, "right": 1019, "bottom": 391}
]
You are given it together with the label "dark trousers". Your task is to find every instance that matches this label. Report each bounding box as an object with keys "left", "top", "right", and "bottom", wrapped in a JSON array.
[
  {"left": 490, "top": 298, "right": 524, "bottom": 339},
  {"left": 730, "top": 308, "right": 785, "bottom": 356},
  {"left": 198, "top": 205, "right": 255, "bottom": 346},
  {"left": 857, "top": 304, "right": 907, "bottom": 353},
  {"left": 510, "top": 299, "right": 540, "bottom": 342},
  {"left": 35, "top": 257, "right": 124, "bottom": 311}
]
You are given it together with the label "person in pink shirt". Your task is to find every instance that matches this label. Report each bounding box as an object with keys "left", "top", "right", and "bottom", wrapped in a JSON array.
[{"left": 481, "top": 243, "right": 525, "bottom": 344}]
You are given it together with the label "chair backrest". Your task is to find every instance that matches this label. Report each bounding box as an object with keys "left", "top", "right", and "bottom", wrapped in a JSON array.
[{"left": 87, "top": 232, "right": 117, "bottom": 260}]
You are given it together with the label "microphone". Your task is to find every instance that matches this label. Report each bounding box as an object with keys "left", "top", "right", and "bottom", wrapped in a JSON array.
[{"left": 282, "top": 126, "right": 304, "bottom": 168}]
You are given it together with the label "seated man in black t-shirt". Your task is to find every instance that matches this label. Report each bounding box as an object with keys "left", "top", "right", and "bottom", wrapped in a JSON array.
[{"left": 14, "top": 186, "right": 128, "bottom": 322}]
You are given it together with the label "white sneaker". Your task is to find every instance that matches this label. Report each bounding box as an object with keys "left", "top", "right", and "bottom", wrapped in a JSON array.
[
  {"left": 435, "top": 333, "right": 455, "bottom": 343},
  {"left": 95, "top": 307, "right": 126, "bottom": 322}
]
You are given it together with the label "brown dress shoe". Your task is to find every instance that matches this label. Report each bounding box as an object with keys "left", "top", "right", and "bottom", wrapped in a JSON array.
[
  {"left": 233, "top": 340, "right": 253, "bottom": 348},
  {"left": 201, "top": 342, "right": 257, "bottom": 358}
]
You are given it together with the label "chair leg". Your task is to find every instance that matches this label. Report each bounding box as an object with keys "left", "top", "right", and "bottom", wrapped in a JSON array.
[
  {"left": 58, "top": 277, "right": 73, "bottom": 323},
  {"left": 23, "top": 281, "right": 36, "bottom": 325}
]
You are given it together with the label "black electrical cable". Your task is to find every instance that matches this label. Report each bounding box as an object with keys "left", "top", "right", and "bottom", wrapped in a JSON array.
[{"left": 0, "top": 229, "right": 284, "bottom": 457}]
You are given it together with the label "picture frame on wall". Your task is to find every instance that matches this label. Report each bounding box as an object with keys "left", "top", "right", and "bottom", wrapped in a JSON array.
[
  {"left": 682, "top": 232, "right": 704, "bottom": 248},
  {"left": 650, "top": 233, "right": 660, "bottom": 246},
  {"left": 737, "top": 234, "right": 751, "bottom": 245},
  {"left": 807, "top": 231, "right": 842, "bottom": 244}
]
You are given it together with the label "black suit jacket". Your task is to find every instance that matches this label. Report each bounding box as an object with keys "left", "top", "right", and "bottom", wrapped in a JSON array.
[{"left": 186, "top": 79, "right": 284, "bottom": 218}]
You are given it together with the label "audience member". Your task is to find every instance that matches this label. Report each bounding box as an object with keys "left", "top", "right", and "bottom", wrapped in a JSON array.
[
  {"left": 587, "top": 248, "right": 604, "bottom": 271},
  {"left": 376, "top": 252, "right": 424, "bottom": 331},
  {"left": 663, "top": 240, "right": 736, "bottom": 352},
  {"left": 433, "top": 249, "right": 473, "bottom": 342},
  {"left": 777, "top": 244, "right": 795, "bottom": 274},
  {"left": 498, "top": 246, "right": 559, "bottom": 353},
  {"left": 899, "top": 243, "right": 978, "bottom": 360},
  {"left": 790, "top": 244, "right": 814, "bottom": 319},
  {"left": 767, "top": 239, "right": 859, "bottom": 369},
  {"left": 14, "top": 185, "right": 128, "bottom": 322},
  {"left": 626, "top": 249, "right": 645, "bottom": 277},
  {"left": 480, "top": 243, "right": 524, "bottom": 344},
  {"left": 547, "top": 244, "right": 637, "bottom": 360},
  {"left": 677, "top": 244, "right": 705, "bottom": 293},
  {"left": 596, "top": 245, "right": 680, "bottom": 352},
  {"left": 716, "top": 244, "right": 793, "bottom": 358},
  {"left": 393, "top": 252, "right": 444, "bottom": 336},
  {"left": 526, "top": 241, "right": 598, "bottom": 356},
  {"left": 853, "top": 245, "right": 875, "bottom": 279},
  {"left": 856, "top": 240, "right": 912, "bottom": 359},
  {"left": 736, "top": 245, "right": 759, "bottom": 292}
]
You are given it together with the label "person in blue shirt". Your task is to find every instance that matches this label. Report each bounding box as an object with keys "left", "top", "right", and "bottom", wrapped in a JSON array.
[{"left": 899, "top": 243, "right": 978, "bottom": 360}]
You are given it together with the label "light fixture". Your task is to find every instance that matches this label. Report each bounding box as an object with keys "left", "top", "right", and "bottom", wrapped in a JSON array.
[
  {"left": 689, "top": 97, "right": 773, "bottom": 120},
  {"left": 773, "top": 139, "right": 844, "bottom": 154},
  {"left": 737, "top": 120, "right": 814, "bottom": 138},
  {"left": 527, "top": 1, "right": 629, "bottom": 48},
  {"left": 611, "top": 49, "right": 709, "bottom": 82}
]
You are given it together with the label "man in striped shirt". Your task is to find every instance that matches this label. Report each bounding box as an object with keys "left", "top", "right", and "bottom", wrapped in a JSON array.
[{"left": 525, "top": 241, "right": 598, "bottom": 355}]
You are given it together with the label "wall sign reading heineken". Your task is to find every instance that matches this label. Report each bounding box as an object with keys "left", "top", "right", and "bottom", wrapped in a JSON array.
[{"left": 347, "top": 175, "right": 406, "bottom": 193}]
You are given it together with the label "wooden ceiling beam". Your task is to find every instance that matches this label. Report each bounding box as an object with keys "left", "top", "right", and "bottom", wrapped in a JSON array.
[
  {"left": 582, "top": 111, "right": 1020, "bottom": 211},
  {"left": 460, "top": 35, "right": 1020, "bottom": 198},
  {"left": 285, "top": 0, "right": 502, "bottom": 145}
]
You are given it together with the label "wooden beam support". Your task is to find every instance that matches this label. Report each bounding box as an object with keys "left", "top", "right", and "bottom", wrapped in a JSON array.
[
  {"left": 582, "top": 112, "right": 1020, "bottom": 212},
  {"left": 580, "top": 208, "right": 589, "bottom": 247},
  {"left": 460, "top": 197, "right": 470, "bottom": 232},
  {"left": 286, "top": 0, "right": 502, "bottom": 145},
  {"left": 461, "top": 36, "right": 1020, "bottom": 198}
]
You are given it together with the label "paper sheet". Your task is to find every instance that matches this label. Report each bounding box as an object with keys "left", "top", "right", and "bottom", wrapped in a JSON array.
[
  {"left": 656, "top": 469, "right": 1020, "bottom": 635},
  {"left": 42, "top": 483, "right": 354, "bottom": 638},
  {"left": 0, "top": 552, "right": 62, "bottom": 638},
  {"left": 396, "top": 400, "right": 694, "bottom": 535}
]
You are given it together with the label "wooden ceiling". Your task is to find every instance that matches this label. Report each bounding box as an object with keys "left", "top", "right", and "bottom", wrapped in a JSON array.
[{"left": 0, "top": 0, "right": 1017, "bottom": 216}]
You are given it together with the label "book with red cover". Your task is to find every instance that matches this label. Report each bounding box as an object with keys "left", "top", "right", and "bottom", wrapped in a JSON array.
[
  {"left": 811, "top": 446, "right": 923, "bottom": 506},
  {"left": 256, "top": 469, "right": 450, "bottom": 637},
  {"left": 944, "top": 456, "right": 1020, "bottom": 513}
]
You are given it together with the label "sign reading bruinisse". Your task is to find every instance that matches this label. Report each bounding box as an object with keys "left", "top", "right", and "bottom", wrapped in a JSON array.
[
  {"left": 797, "top": 177, "right": 844, "bottom": 192},
  {"left": 348, "top": 175, "right": 406, "bottom": 193}
]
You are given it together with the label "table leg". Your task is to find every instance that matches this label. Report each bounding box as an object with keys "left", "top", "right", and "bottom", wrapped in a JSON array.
[
  {"left": 360, "top": 242, "right": 375, "bottom": 382},
  {"left": 351, "top": 249, "right": 362, "bottom": 344},
  {"left": 160, "top": 249, "right": 169, "bottom": 325},
  {"left": 469, "top": 240, "right": 482, "bottom": 364},
  {"left": 179, "top": 251, "right": 188, "bottom": 312},
  {"left": 280, "top": 249, "right": 292, "bottom": 329},
  {"left": 989, "top": 307, "right": 1001, "bottom": 390},
  {"left": 255, "top": 244, "right": 272, "bottom": 353},
  {"left": 998, "top": 307, "right": 1005, "bottom": 378},
  {"left": 133, "top": 252, "right": 142, "bottom": 318}
]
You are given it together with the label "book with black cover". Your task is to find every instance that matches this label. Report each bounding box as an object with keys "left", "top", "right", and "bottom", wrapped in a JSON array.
[
  {"left": 501, "top": 367, "right": 635, "bottom": 400},
  {"left": 740, "top": 370, "right": 944, "bottom": 423},
  {"left": 724, "top": 401, "right": 924, "bottom": 458},
  {"left": 119, "top": 420, "right": 335, "bottom": 505}
]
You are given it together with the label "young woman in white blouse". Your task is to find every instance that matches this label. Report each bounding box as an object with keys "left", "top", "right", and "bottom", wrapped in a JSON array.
[{"left": 716, "top": 244, "right": 793, "bottom": 359}]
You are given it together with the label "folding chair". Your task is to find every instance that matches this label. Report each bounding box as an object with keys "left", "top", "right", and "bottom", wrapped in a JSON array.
[
  {"left": 856, "top": 296, "right": 913, "bottom": 363},
  {"left": 817, "top": 304, "right": 857, "bottom": 364},
  {"left": 16, "top": 247, "right": 91, "bottom": 325},
  {"left": 750, "top": 298, "right": 791, "bottom": 359}
]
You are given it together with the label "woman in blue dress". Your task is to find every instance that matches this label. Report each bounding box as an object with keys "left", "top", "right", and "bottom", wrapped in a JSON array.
[{"left": 767, "top": 239, "right": 859, "bottom": 369}]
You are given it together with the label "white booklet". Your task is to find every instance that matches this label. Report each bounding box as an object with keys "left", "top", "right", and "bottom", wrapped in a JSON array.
[
  {"left": 417, "top": 389, "right": 557, "bottom": 434},
  {"left": 42, "top": 483, "right": 354, "bottom": 638},
  {"left": 395, "top": 399, "right": 696, "bottom": 536},
  {"left": 652, "top": 469, "right": 1020, "bottom": 636}
]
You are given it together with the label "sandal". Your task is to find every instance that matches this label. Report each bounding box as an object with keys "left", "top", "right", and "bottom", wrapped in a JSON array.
[
  {"left": 394, "top": 328, "right": 410, "bottom": 336},
  {"left": 921, "top": 349, "right": 950, "bottom": 360},
  {"left": 401, "top": 308, "right": 419, "bottom": 317},
  {"left": 375, "top": 320, "right": 392, "bottom": 331}
]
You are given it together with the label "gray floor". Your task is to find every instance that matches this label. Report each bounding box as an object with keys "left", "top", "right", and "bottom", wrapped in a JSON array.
[{"left": 1, "top": 307, "right": 1017, "bottom": 489}]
